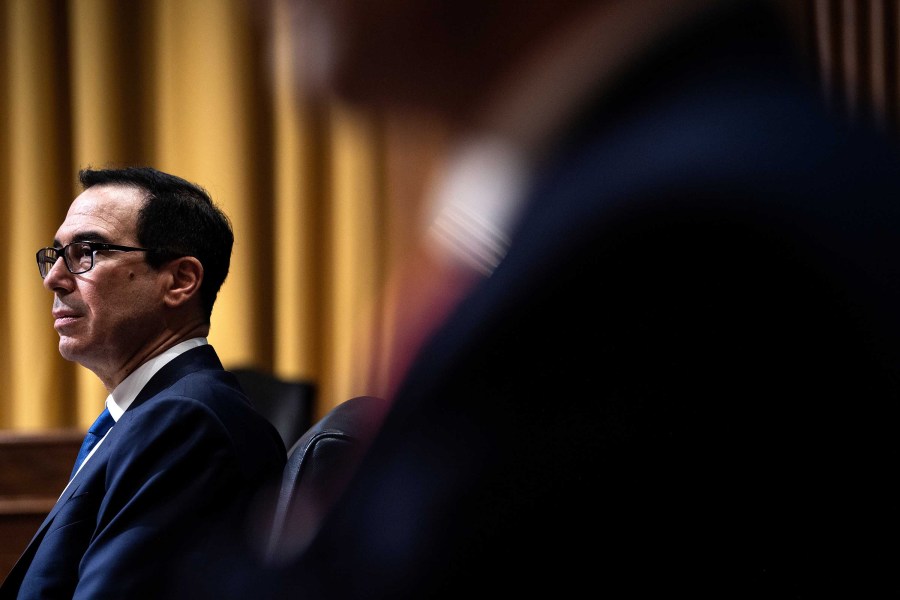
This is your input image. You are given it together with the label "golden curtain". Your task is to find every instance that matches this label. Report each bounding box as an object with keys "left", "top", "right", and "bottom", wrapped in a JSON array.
[{"left": 0, "top": 0, "right": 448, "bottom": 430}]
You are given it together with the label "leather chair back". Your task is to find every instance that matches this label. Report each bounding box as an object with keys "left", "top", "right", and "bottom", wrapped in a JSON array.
[{"left": 265, "top": 395, "right": 388, "bottom": 564}]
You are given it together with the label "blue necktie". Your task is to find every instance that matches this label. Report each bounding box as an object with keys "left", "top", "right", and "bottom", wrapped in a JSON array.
[{"left": 70, "top": 407, "right": 115, "bottom": 480}]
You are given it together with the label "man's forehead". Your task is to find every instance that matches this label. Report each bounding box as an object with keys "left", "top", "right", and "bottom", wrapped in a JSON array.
[{"left": 56, "top": 185, "right": 141, "bottom": 242}]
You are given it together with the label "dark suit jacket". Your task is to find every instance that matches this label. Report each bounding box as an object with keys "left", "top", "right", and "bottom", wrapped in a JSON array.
[
  {"left": 0, "top": 345, "right": 286, "bottom": 599},
  {"left": 175, "top": 2, "right": 900, "bottom": 597}
]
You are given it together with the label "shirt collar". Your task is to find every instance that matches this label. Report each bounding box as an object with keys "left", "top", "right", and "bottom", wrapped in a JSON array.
[{"left": 106, "top": 337, "right": 208, "bottom": 420}]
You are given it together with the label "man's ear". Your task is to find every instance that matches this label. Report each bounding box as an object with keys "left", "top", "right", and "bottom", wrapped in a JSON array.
[{"left": 163, "top": 256, "right": 204, "bottom": 308}]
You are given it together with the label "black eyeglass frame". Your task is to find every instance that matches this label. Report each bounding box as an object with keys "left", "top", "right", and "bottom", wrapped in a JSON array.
[{"left": 36, "top": 242, "right": 158, "bottom": 279}]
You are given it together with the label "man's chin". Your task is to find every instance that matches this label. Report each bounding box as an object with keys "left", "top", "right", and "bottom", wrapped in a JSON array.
[{"left": 56, "top": 339, "right": 84, "bottom": 363}]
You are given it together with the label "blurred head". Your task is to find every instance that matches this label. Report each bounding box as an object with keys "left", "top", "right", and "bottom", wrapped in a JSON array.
[
  {"left": 280, "top": 0, "right": 596, "bottom": 127},
  {"left": 38, "top": 166, "right": 233, "bottom": 386}
]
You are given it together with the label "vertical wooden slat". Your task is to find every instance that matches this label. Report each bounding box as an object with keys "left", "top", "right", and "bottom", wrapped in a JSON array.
[
  {"left": 869, "top": 0, "right": 889, "bottom": 128},
  {"left": 841, "top": 0, "right": 861, "bottom": 119},
  {"left": 814, "top": 0, "right": 839, "bottom": 112}
]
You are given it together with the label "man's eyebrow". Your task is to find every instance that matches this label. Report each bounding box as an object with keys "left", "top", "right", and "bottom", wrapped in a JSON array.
[{"left": 52, "top": 232, "right": 112, "bottom": 247}]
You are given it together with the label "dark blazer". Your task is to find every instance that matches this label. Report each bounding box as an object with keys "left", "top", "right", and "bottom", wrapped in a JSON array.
[
  {"left": 177, "top": 3, "right": 900, "bottom": 597},
  {"left": 0, "top": 345, "right": 286, "bottom": 599}
]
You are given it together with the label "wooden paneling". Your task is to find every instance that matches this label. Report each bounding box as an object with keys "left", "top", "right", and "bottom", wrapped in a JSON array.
[{"left": 0, "top": 430, "right": 81, "bottom": 583}]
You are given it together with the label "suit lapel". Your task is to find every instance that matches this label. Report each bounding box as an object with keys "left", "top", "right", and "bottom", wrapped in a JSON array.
[{"left": 129, "top": 345, "right": 223, "bottom": 410}]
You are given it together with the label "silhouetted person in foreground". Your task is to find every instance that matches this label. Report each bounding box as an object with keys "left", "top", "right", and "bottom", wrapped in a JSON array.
[{"left": 178, "top": 1, "right": 900, "bottom": 596}]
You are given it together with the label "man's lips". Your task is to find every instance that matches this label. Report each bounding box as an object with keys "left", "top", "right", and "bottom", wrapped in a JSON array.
[{"left": 52, "top": 309, "right": 81, "bottom": 329}]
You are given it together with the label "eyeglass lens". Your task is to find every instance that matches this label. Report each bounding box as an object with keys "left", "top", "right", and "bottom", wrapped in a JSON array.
[
  {"left": 36, "top": 242, "right": 95, "bottom": 278},
  {"left": 65, "top": 243, "right": 95, "bottom": 273}
]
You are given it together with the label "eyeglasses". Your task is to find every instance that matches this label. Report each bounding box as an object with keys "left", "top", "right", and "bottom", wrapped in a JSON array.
[{"left": 36, "top": 241, "right": 155, "bottom": 279}]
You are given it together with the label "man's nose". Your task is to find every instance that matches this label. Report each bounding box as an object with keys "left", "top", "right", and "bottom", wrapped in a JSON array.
[{"left": 43, "top": 256, "right": 70, "bottom": 288}]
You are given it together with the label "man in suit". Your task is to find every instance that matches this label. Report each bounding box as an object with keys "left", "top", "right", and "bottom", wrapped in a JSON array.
[
  {"left": 0, "top": 166, "right": 286, "bottom": 598},
  {"left": 182, "top": 0, "right": 900, "bottom": 596}
]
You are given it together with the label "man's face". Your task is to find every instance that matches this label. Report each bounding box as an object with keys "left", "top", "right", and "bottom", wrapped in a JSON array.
[{"left": 42, "top": 185, "right": 168, "bottom": 380}]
